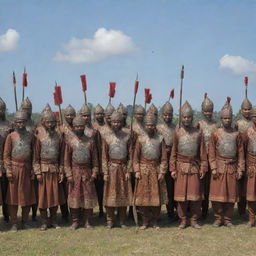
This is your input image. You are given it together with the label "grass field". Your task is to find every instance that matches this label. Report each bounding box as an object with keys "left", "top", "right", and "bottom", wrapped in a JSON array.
[{"left": 0, "top": 207, "right": 255, "bottom": 256}]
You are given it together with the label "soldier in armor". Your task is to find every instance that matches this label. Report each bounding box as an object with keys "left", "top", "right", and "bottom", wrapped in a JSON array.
[
  {"left": 102, "top": 111, "right": 133, "bottom": 229},
  {"left": 64, "top": 115, "right": 99, "bottom": 230},
  {"left": 101, "top": 103, "right": 115, "bottom": 139},
  {"left": 0, "top": 98, "right": 11, "bottom": 222},
  {"left": 195, "top": 94, "right": 217, "bottom": 219},
  {"left": 20, "top": 97, "right": 35, "bottom": 134},
  {"left": 33, "top": 107, "right": 65, "bottom": 230},
  {"left": 3, "top": 109, "right": 36, "bottom": 232},
  {"left": 132, "top": 105, "right": 146, "bottom": 137},
  {"left": 243, "top": 106, "right": 256, "bottom": 227},
  {"left": 133, "top": 112, "right": 168, "bottom": 230},
  {"left": 117, "top": 103, "right": 129, "bottom": 130},
  {"left": 147, "top": 104, "right": 158, "bottom": 118},
  {"left": 170, "top": 101, "right": 208, "bottom": 229},
  {"left": 235, "top": 97, "right": 253, "bottom": 216},
  {"left": 92, "top": 104, "right": 105, "bottom": 218},
  {"left": 209, "top": 98, "right": 245, "bottom": 227},
  {"left": 157, "top": 101, "right": 176, "bottom": 220}
]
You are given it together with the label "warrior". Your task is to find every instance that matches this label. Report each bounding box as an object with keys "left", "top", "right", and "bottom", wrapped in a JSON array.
[
  {"left": 194, "top": 94, "right": 217, "bottom": 218},
  {"left": 33, "top": 107, "right": 65, "bottom": 230},
  {"left": 0, "top": 98, "right": 11, "bottom": 222},
  {"left": 131, "top": 105, "right": 146, "bottom": 137},
  {"left": 92, "top": 104, "right": 105, "bottom": 218},
  {"left": 20, "top": 97, "right": 35, "bottom": 134},
  {"left": 147, "top": 104, "right": 158, "bottom": 118},
  {"left": 62, "top": 104, "right": 76, "bottom": 139},
  {"left": 4, "top": 109, "right": 36, "bottom": 232},
  {"left": 209, "top": 98, "right": 245, "bottom": 227},
  {"left": 170, "top": 101, "right": 208, "bottom": 229},
  {"left": 64, "top": 115, "right": 99, "bottom": 230},
  {"left": 117, "top": 103, "right": 129, "bottom": 130},
  {"left": 241, "top": 106, "right": 256, "bottom": 227},
  {"left": 157, "top": 101, "right": 176, "bottom": 219},
  {"left": 101, "top": 103, "right": 115, "bottom": 139},
  {"left": 133, "top": 112, "right": 168, "bottom": 230},
  {"left": 102, "top": 111, "right": 133, "bottom": 229},
  {"left": 235, "top": 97, "right": 253, "bottom": 216}
]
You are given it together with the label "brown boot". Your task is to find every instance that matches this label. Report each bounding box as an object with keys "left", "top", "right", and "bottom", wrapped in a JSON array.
[{"left": 70, "top": 208, "right": 79, "bottom": 230}]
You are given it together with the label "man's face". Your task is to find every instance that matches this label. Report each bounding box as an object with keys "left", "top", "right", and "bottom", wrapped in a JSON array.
[
  {"left": 111, "top": 120, "right": 122, "bottom": 132},
  {"left": 163, "top": 112, "right": 173, "bottom": 124},
  {"left": 145, "top": 123, "right": 155, "bottom": 137},
  {"left": 15, "top": 120, "right": 27, "bottom": 131},
  {"left": 95, "top": 113, "right": 104, "bottom": 123},
  {"left": 44, "top": 120, "right": 56, "bottom": 132},
  {"left": 65, "top": 114, "right": 75, "bottom": 125},
  {"left": 135, "top": 113, "right": 144, "bottom": 122},
  {"left": 251, "top": 116, "right": 256, "bottom": 125},
  {"left": 74, "top": 125, "right": 85, "bottom": 136},
  {"left": 241, "top": 108, "right": 251, "bottom": 119},
  {"left": 82, "top": 113, "right": 91, "bottom": 124},
  {"left": 221, "top": 116, "right": 232, "bottom": 128},
  {"left": 203, "top": 111, "right": 213, "bottom": 121},
  {"left": 105, "top": 114, "right": 111, "bottom": 125},
  {"left": 181, "top": 114, "right": 193, "bottom": 128}
]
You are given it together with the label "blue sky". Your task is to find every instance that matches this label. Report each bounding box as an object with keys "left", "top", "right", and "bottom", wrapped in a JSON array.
[{"left": 1, "top": 0, "right": 256, "bottom": 113}]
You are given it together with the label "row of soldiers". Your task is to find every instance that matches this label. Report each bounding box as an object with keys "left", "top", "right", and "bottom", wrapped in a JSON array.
[{"left": 0, "top": 93, "right": 255, "bottom": 231}]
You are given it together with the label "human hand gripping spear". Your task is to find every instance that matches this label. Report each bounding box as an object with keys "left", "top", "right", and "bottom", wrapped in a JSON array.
[
  {"left": 22, "top": 67, "right": 28, "bottom": 101},
  {"left": 179, "top": 65, "right": 184, "bottom": 128},
  {"left": 12, "top": 71, "right": 18, "bottom": 111},
  {"left": 244, "top": 76, "right": 248, "bottom": 99},
  {"left": 80, "top": 74, "right": 87, "bottom": 104},
  {"left": 108, "top": 82, "right": 116, "bottom": 104},
  {"left": 53, "top": 82, "right": 63, "bottom": 125}
]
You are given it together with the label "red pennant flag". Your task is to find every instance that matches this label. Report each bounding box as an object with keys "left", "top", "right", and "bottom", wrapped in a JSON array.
[
  {"left": 22, "top": 72, "right": 28, "bottom": 87},
  {"left": 147, "top": 93, "right": 152, "bottom": 104},
  {"left": 53, "top": 111, "right": 59, "bottom": 117},
  {"left": 170, "top": 89, "right": 174, "bottom": 99},
  {"left": 244, "top": 76, "right": 248, "bottom": 86},
  {"left": 54, "top": 85, "right": 63, "bottom": 105},
  {"left": 109, "top": 82, "right": 116, "bottom": 98},
  {"left": 80, "top": 74, "right": 87, "bottom": 92},
  {"left": 134, "top": 80, "right": 139, "bottom": 94}
]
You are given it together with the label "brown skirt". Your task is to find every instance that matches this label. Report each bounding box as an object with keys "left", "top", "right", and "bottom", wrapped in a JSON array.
[
  {"left": 135, "top": 163, "right": 167, "bottom": 207},
  {"left": 37, "top": 172, "right": 65, "bottom": 209},
  {"left": 104, "top": 162, "right": 133, "bottom": 207},
  {"left": 7, "top": 163, "right": 36, "bottom": 207},
  {"left": 174, "top": 172, "right": 203, "bottom": 202},
  {"left": 209, "top": 172, "right": 238, "bottom": 203},
  {"left": 68, "top": 166, "right": 98, "bottom": 209},
  {"left": 247, "top": 173, "right": 256, "bottom": 201}
]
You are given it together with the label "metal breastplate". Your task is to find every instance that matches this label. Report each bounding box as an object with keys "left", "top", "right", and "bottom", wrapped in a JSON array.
[
  {"left": 40, "top": 134, "right": 60, "bottom": 161},
  {"left": 133, "top": 122, "right": 144, "bottom": 136},
  {"left": 72, "top": 139, "right": 91, "bottom": 164},
  {"left": 157, "top": 124, "right": 174, "bottom": 147},
  {"left": 108, "top": 133, "right": 128, "bottom": 160},
  {"left": 26, "top": 120, "right": 35, "bottom": 134},
  {"left": 12, "top": 133, "right": 32, "bottom": 159},
  {"left": 217, "top": 132, "right": 237, "bottom": 158},
  {"left": 141, "top": 136, "right": 161, "bottom": 160},
  {"left": 237, "top": 119, "right": 253, "bottom": 133},
  {"left": 84, "top": 127, "right": 94, "bottom": 138},
  {"left": 248, "top": 133, "right": 256, "bottom": 155},
  {"left": 0, "top": 123, "right": 9, "bottom": 156},
  {"left": 178, "top": 133, "right": 199, "bottom": 157},
  {"left": 199, "top": 120, "right": 216, "bottom": 150}
]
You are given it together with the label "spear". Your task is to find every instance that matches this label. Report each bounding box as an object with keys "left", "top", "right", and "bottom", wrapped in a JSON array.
[
  {"left": 54, "top": 82, "right": 63, "bottom": 125},
  {"left": 144, "top": 88, "right": 151, "bottom": 111},
  {"left": 130, "top": 73, "right": 139, "bottom": 132},
  {"left": 168, "top": 88, "right": 175, "bottom": 102},
  {"left": 108, "top": 82, "right": 116, "bottom": 104},
  {"left": 80, "top": 74, "right": 87, "bottom": 104},
  {"left": 244, "top": 76, "right": 248, "bottom": 99},
  {"left": 12, "top": 71, "right": 18, "bottom": 111},
  {"left": 179, "top": 65, "right": 184, "bottom": 128},
  {"left": 22, "top": 67, "right": 27, "bottom": 101}
]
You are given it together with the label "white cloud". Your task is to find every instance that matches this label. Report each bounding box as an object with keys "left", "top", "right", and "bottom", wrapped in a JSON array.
[
  {"left": 53, "top": 28, "right": 137, "bottom": 63},
  {"left": 219, "top": 54, "right": 256, "bottom": 75},
  {"left": 0, "top": 29, "right": 20, "bottom": 52}
]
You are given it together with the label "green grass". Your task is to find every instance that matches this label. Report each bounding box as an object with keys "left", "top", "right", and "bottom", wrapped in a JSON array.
[{"left": 0, "top": 208, "right": 255, "bottom": 256}]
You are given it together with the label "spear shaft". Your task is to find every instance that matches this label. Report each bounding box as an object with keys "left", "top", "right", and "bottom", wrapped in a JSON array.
[
  {"left": 179, "top": 65, "right": 184, "bottom": 128},
  {"left": 13, "top": 72, "right": 18, "bottom": 111}
]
